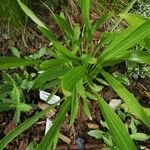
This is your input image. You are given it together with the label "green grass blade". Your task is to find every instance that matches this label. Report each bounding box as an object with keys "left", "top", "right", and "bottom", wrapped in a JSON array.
[
  {"left": 37, "top": 99, "right": 70, "bottom": 150},
  {"left": 70, "top": 90, "right": 78, "bottom": 125},
  {"left": 0, "top": 57, "right": 41, "bottom": 70},
  {"left": 100, "top": 69, "right": 150, "bottom": 127},
  {"left": 0, "top": 100, "right": 61, "bottom": 150},
  {"left": 96, "top": 94, "right": 136, "bottom": 150},
  {"left": 61, "top": 65, "right": 86, "bottom": 96}
]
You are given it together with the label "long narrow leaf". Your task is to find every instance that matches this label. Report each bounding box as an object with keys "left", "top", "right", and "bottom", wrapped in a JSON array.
[
  {"left": 96, "top": 94, "right": 136, "bottom": 150},
  {"left": 79, "top": 0, "right": 91, "bottom": 26},
  {"left": 53, "top": 42, "right": 79, "bottom": 62},
  {"left": 98, "top": 17, "right": 150, "bottom": 66},
  {"left": 40, "top": 58, "right": 68, "bottom": 69},
  {"left": 17, "top": 0, "right": 46, "bottom": 28},
  {"left": 17, "top": 0, "right": 57, "bottom": 42},
  {"left": 0, "top": 100, "right": 62, "bottom": 150},
  {"left": 33, "top": 67, "right": 69, "bottom": 88},
  {"left": 129, "top": 52, "right": 150, "bottom": 65},
  {"left": 37, "top": 99, "right": 70, "bottom": 150},
  {"left": 0, "top": 57, "right": 41, "bottom": 69},
  {"left": 70, "top": 90, "right": 78, "bottom": 125},
  {"left": 61, "top": 65, "right": 86, "bottom": 96},
  {"left": 100, "top": 69, "right": 150, "bottom": 127},
  {"left": 53, "top": 14, "right": 74, "bottom": 39}
]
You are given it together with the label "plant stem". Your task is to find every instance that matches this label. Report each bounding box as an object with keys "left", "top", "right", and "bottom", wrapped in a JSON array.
[{"left": 111, "top": 0, "right": 138, "bottom": 31}]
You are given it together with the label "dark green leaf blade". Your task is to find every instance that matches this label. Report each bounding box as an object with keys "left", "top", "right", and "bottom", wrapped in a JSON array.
[
  {"left": 100, "top": 69, "right": 150, "bottom": 127},
  {"left": 70, "top": 90, "right": 78, "bottom": 125},
  {"left": 0, "top": 57, "right": 41, "bottom": 70},
  {"left": 129, "top": 52, "right": 150, "bottom": 65},
  {"left": 33, "top": 66, "right": 69, "bottom": 88},
  {"left": 37, "top": 100, "right": 70, "bottom": 150},
  {"left": 0, "top": 101, "right": 61, "bottom": 150},
  {"left": 98, "top": 18, "right": 150, "bottom": 66},
  {"left": 61, "top": 65, "right": 86, "bottom": 96},
  {"left": 96, "top": 94, "right": 136, "bottom": 150},
  {"left": 53, "top": 14, "right": 74, "bottom": 39}
]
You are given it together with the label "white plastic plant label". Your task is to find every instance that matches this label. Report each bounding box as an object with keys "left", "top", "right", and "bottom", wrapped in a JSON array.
[
  {"left": 45, "top": 118, "right": 53, "bottom": 134},
  {"left": 39, "top": 90, "right": 60, "bottom": 105}
]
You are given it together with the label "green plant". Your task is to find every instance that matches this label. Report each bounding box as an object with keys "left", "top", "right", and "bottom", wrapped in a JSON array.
[
  {"left": 126, "top": 41, "right": 150, "bottom": 79},
  {"left": 0, "top": 71, "right": 32, "bottom": 124},
  {"left": 0, "top": 0, "right": 150, "bottom": 149}
]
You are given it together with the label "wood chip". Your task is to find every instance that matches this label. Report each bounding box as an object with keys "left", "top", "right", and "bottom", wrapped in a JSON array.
[
  {"left": 59, "top": 133, "right": 71, "bottom": 145},
  {"left": 38, "top": 102, "right": 56, "bottom": 118},
  {"left": 87, "top": 123, "right": 99, "bottom": 129}
]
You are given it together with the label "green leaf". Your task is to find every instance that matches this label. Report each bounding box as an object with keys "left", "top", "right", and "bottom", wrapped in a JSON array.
[
  {"left": 17, "top": 0, "right": 47, "bottom": 29},
  {"left": 37, "top": 100, "right": 70, "bottom": 150},
  {"left": 53, "top": 42, "right": 79, "bottom": 62},
  {"left": 130, "top": 133, "right": 150, "bottom": 141},
  {"left": 144, "top": 34, "right": 150, "bottom": 49},
  {"left": 16, "top": 103, "right": 32, "bottom": 112},
  {"left": 76, "top": 78, "right": 86, "bottom": 99},
  {"left": 52, "top": 14, "right": 74, "bottom": 39},
  {"left": 0, "top": 57, "right": 41, "bottom": 70},
  {"left": 13, "top": 109, "right": 21, "bottom": 125},
  {"left": 0, "top": 85, "right": 13, "bottom": 96},
  {"left": 80, "top": 54, "right": 97, "bottom": 64},
  {"left": 79, "top": 0, "right": 91, "bottom": 27},
  {"left": 93, "top": 12, "right": 112, "bottom": 33},
  {"left": 27, "top": 141, "right": 38, "bottom": 150},
  {"left": 98, "top": 18, "right": 150, "bottom": 66},
  {"left": 87, "top": 79, "right": 103, "bottom": 92},
  {"left": 82, "top": 98, "right": 92, "bottom": 120},
  {"left": 33, "top": 66, "right": 69, "bottom": 88},
  {"left": 88, "top": 130, "right": 104, "bottom": 139},
  {"left": 96, "top": 94, "right": 136, "bottom": 150},
  {"left": 120, "top": 13, "right": 147, "bottom": 27},
  {"left": 129, "top": 52, "right": 150, "bottom": 65},
  {"left": 0, "top": 100, "right": 61, "bottom": 150},
  {"left": 11, "top": 47, "right": 21, "bottom": 58},
  {"left": 70, "top": 90, "right": 78, "bottom": 125},
  {"left": 17, "top": 0, "right": 57, "bottom": 42},
  {"left": 38, "top": 26, "right": 57, "bottom": 42},
  {"left": 100, "top": 69, "right": 150, "bottom": 127},
  {"left": 0, "top": 102, "right": 15, "bottom": 112},
  {"left": 61, "top": 66, "right": 86, "bottom": 96},
  {"left": 113, "top": 72, "right": 130, "bottom": 85},
  {"left": 2, "top": 71, "right": 16, "bottom": 86},
  {"left": 40, "top": 58, "right": 68, "bottom": 69},
  {"left": 11, "top": 86, "right": 21, "bottom": 104}
]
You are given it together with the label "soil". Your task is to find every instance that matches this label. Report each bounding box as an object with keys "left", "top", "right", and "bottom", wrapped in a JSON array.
[{"left": 0, "top": 1, "right": 150, "bottom": 150}]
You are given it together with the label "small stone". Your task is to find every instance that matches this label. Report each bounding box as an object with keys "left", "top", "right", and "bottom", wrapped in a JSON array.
[{"left": 109, "top": 99, "right": 122, "bottom": 110}]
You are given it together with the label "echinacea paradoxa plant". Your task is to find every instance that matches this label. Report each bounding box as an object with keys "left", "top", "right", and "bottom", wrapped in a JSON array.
[{"left": 0, "top": 0, "right": 150, "bottom": 149}]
